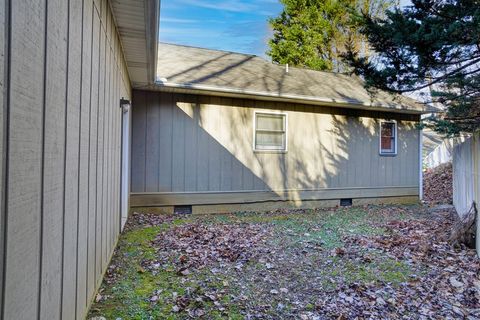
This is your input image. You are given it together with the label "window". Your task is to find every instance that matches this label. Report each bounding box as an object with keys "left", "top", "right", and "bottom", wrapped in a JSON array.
[
  {"left": 380, "top": 121, "right": 397, "bottom": 155},
  {"left": 254, "top": 112, "right": 287, "bottom": 151}
]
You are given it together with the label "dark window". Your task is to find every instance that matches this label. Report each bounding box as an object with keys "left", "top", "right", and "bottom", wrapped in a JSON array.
[{"left": 380, "top": 122, "right": 397, "bottom": 155}]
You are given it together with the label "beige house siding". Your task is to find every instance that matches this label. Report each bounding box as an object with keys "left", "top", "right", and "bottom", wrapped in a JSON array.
[
  {"left": 0, "top": 0, "right": 5, "bottom": 317},
  {"left": 131, "top": 90, "right": 420, "bottom": 207},
  {"left": 1, "top": 0, "right": 130, "bottom": 319}
]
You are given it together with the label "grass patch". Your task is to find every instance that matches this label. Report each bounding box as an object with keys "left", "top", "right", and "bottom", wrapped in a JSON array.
[
  {"left": 343, "top": 256, "right": 412, "bottom": 285},
  {"left": 89, "top": 219, "right": 246, "bottom": 319}
]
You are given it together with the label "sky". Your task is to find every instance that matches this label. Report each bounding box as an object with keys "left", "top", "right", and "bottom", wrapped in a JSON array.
[
  {"left": 159, "top": 0, "right": 412, "bottom": 58},
  {"left": 159, "top": 0, "right": 283, "bottom": 57}
]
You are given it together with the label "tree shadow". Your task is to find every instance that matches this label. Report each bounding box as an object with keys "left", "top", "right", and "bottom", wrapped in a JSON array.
[
  {"left": 131, "top": 90, "right": 420, "bottom": 206},
  {"left": 157, "top": 43, "right": 417, "bottom": 112}
]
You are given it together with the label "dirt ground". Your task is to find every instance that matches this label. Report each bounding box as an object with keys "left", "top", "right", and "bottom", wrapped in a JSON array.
[{"left": 88, "top": 205, "right": 479, "bottom": 319}]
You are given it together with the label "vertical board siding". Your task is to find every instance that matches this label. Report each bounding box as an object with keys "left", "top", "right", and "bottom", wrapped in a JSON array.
[
  {"left": 101, "top": 36, "right": 110, "bottom": 272},
  {"left": 106, "top": 43, "right": 113, "bottom": 263},
  {"left": 172, "top": 94, "right": 186, "bottom": 192},
  {"left": 62, "top": 0, "right": 82, "bottom": 317},
  {"left": 2, "top": 0, "right": 131, "bottom": 318},
  {"left": 112, "top": 66, "right": 120, "bottom": 250},
  {"left": 114, "top": 64, "right": 121, "bottom": 243},
  {"left": 184, "top": 95, "right": 198, "bottom": 192},
  {"left": 146, "top": 91, "right": 160, "bottom": 191},
  {"left": 131, "top": 90, "right": 146, "bottom": 192},
  {"left": 131, "top": 91, "right": 420, "bottom": 198},
  {"left": 87, "top": 7, "right": 100, "bottom": 302},
  {"left": 0, "top": 0, "right": 6, "bottom": 316},
  {"left": 3, "top": 0, "right": 46, "bottom": 318},
  {"left": 95, "top": 7, "right": 105, "bottom": 287},
  {"left": 40, "top": 0, "right": 68, "bottom": 318},
  {"left": 106, "top": 42, "right": 113, "bottom": 263},
  {"left": 76, "top": 0, "right": 93, "bottom": 314},
  {"left": 159, "top": 92, "right": 173, "bottom": 191}
]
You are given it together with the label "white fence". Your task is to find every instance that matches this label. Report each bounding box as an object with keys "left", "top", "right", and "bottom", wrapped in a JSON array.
[
  {"left": 452, "top": 132, "right": 479, "bottom": 256},
  {"left": 425, "top": 139, "right": 454, "bottom": 168}
]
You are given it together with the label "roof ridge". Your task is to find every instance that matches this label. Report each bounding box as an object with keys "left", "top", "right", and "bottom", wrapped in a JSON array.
[
  {"left": 282, "top": 63, "right": 353, "bottom": 76},
  {"left": 159, "top": 42, "right": 355, "bottom": 76},
  {"left": 159, "top": 42, "right": 259, "bottom": 59}
]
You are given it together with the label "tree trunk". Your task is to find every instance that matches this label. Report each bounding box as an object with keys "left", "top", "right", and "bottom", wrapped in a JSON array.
[{"left": 450, "top": 202, "right": 477, "bottom": 249}]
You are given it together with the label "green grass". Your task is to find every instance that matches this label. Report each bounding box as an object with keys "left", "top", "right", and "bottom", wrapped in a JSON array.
[
  {"left": 89, "top": 219, "right": 245, "bottom": 319},
  {"left": 319, "top": 254, "right": 412, "bottom": 289},
  {"left": 89, "top": 223, "right": 183, "bottom": 319}
]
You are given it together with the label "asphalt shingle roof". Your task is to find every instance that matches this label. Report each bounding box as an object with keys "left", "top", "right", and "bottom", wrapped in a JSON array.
[{"left": 155, "top": 42, "right": 433, "bottom": 114}]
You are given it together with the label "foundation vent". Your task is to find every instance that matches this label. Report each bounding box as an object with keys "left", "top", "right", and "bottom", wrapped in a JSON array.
[
  {"left": 340, "top": 198, "right": 353, "bottom": 206},
  {"left": 174, "top": 205, "right": 192, "bottom": 214}
]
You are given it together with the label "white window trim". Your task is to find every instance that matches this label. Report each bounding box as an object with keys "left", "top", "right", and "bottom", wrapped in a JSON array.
[
  {"left": 379, "top": 120, "right": 397, "bottom": 156},
  {"left": 253, "top": 111, "right": 288, "bottom": 153}
]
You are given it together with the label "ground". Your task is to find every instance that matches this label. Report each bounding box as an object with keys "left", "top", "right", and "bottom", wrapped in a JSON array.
[{"left": 88, "top": 205, "right": 479, "bottom": 319}]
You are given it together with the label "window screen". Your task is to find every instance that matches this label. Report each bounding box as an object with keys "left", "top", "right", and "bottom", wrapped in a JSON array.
[
  {"left": 380, "top": 121, "right": 396, "bottom": 155},
  {"left": 254, "top": 113, "right": 287, "bottom": 151}
]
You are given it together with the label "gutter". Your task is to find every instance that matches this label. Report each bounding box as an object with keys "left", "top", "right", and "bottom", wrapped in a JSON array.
[
  {"left": 145, "top": 0, "right": 160, "bottom": 85},
  {"left": 151, "top": 80, "right": 437, "bottom": 115},
  {"left": 419, "top": 129, "right": 423, "bottom": 201}
]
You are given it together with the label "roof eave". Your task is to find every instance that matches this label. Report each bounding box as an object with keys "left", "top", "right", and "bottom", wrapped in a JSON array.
[
  {"left": 145, "top": 0, "right": 159, "bottom": 86},
  {"left": 110, "top": 0, "right": 160, "bottom": 87},
  {"left": 147, "top": 81, "right": 433, "bottom": 115}
]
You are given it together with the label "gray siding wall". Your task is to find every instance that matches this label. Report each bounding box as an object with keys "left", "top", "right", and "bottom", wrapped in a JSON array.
[
  {"left": 0, "top": 0, "right": 6, "bottom": 317},
  {"left": 131, "top": 91, "right": 420, "bottom": 203},
  {"left": 1, "top": 0, "right": 131, "bottom": 319}
]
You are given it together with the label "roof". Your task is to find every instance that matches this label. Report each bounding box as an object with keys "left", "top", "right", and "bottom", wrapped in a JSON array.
[
  {"left": 152, "top": 43, "right": 434, "bottom": 114},
  {"left": 110, "top": 0, "right": 159, "bottom": 87}
]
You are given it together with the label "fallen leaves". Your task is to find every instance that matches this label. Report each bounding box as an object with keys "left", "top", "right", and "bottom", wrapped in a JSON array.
[
  {"left": 124, "top": 211, "right": 173, "bottom": 229},
  {"left": 89, "top": 207, "right": 480, "bottom": 320},
  {"left": 342, "top": 207, "right": 480, "bottom": 319},
  {"left": 449, "top": 276, "right": 464, "bottom": 289},
  {"left": 423, "top": 162, "right": 453, "bottom": 205},
  {"left": 152, "top": 222, "right": 271, "bottom": 270}
]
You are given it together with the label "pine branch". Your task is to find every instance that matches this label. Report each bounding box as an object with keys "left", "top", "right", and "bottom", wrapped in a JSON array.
[{"left": 387, "top": 58, "right": 480, "bottom": 93}]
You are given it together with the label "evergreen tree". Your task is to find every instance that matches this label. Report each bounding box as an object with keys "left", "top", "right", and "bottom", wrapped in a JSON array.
[
  {"left": 344, "top": 0, "right": 480, "bottom": 135},
  {"left": 267, "top": 0, "right": 393, "bottom": 71}
]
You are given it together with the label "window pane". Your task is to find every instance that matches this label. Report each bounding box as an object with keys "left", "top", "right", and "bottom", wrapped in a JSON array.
[
  {"left": 381, "top": 122, "right": 394, "bottom": 137},
  {"left": 257, "top": 114, "right": 284, "bottom": 131},
  {"left": 380, "top": 122, "right": 396, "bottom": 154},
  {"left": 256, "top": 132, "right": 284, "bottom": 148},
  {"left": 381, "top": 137, "right": 393, "bottom": 151}
]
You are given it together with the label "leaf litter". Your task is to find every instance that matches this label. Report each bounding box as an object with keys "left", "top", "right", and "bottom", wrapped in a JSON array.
[
  {"left": 89, "top": 206, "right": 479, "bottom": 319},
  {"left": 423, "top": 162, "right": 453, "bottom": 205},
  {"left": 151, "top": 222, "right": 271, "bottom": 271}
]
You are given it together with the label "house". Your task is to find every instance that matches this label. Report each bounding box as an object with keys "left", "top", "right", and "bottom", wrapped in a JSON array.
[
  {"left": 0, "top": 0, "right": 433, "bottom": 318},
  {"left": 129, "top": 43, "right": 433, "bottom": 214},
  {"left": 0, "top": 0, "right": 159, "bottom": 319}
]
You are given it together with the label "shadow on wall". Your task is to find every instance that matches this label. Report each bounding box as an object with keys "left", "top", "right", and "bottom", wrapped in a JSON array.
[
  {"left": 130, "top": 91, "right": 270, "bottom": 194},
  {"left": 314, "top": 114, "right": 417, "bottom": 190},
  {"left": 131, "top": 90, "right": 419, "bottom": 204}
]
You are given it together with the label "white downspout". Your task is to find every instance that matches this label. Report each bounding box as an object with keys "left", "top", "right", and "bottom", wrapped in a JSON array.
[{"left": 419, "top": 129, "right": 423, "bottom": 201}]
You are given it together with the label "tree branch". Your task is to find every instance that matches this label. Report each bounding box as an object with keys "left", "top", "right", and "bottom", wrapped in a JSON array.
[{"left": 385, "top": 58, "right": 480, "bottom": 93}]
